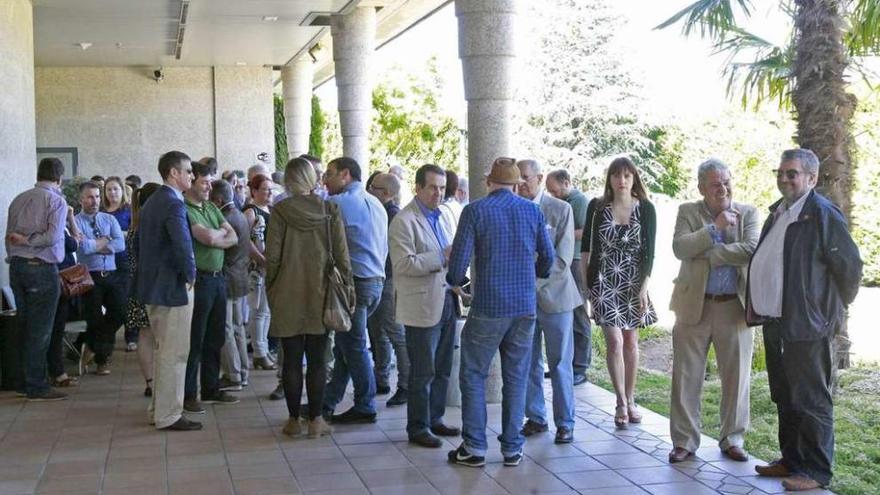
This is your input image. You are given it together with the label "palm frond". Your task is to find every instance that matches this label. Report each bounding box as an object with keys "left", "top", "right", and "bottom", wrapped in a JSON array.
[
  {"left": 655, "top": 0, "right": 754, "bottom": 40},
  {"left": 722, "top": 45, "right": 793, "bottom": 111},
  {"left": 847, "top": 0, "right": 880, "bottom": 56}
]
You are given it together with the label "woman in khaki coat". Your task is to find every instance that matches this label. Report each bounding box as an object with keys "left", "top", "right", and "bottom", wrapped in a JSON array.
[{"left": 265, "top": 157, "right": 353, "bottom": 438}]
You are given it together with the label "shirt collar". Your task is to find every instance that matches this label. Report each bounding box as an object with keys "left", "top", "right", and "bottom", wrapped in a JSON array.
[
  {"left": 35, "top": 182, "right": 61, "bottom": 195},
  {"left": 163, "top": 183, "right": 184, "bottom": 201},
  {"left": 415, "top": 197, "right": 440, "bottom": 220},
  {"left": 343, "top": 181, "right": 363, "bottom": 194},
  {"left": 531, "top": 189, "right": 544, "bottom": 205},
  {"left": 784, "top": 189, "right": 811, "bottom": 218}
]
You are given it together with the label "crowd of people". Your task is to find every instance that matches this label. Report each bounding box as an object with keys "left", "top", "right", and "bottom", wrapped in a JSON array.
[{"left": 4, "top": 147, "right": 862, "bottom": 491}]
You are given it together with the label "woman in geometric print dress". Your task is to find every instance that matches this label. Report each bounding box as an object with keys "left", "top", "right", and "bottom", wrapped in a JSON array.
[{"left": 582, "top": 156, "right": 657, "bottom": 428}]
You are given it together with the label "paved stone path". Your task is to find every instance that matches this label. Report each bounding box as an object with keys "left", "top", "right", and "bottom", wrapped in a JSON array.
[{"left": 0, "top": 339, "right": 834, "bottom": 494}]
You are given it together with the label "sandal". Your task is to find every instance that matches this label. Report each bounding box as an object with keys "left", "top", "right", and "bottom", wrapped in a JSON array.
[
  {"left": 144, "top": 379, "right": 153, "bottom": 397},
  {"left": 52, "top": 375, "right": 79, "bottom": 388},
  {"left": 627, "top": 403, "right": 643, "bottom": 424},
  {"left": 614, "top": 405, "right": 628, "bottom": 428}
]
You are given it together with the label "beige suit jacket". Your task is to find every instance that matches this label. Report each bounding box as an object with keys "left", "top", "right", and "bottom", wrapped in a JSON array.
[
  {"left": 536, "top": 193, "right": 583, "bottom": 314},
  {"left": 388, "top": 200, "right": 452, "bottom": 328},
  {"left": 670, "top": 200, "right": 760, "bottom": 325}
]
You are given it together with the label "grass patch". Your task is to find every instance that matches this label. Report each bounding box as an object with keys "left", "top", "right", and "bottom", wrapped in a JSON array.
[{"left": 586, "top": 327, "right": 880, "bottom": 495}]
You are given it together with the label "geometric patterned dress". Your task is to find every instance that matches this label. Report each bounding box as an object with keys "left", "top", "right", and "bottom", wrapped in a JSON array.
[{"left": 589, "top": 201, "right": 658, "bottom": 330}]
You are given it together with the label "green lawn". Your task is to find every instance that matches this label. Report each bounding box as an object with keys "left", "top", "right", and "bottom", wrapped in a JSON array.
[{"left": 585, "top": 328, "right": 880, "bottom": 495}]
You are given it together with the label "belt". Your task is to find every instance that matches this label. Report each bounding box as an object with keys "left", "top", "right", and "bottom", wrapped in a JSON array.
[
  {"left": 197, "top": 270, "right": 223, "bottom": 277},
  {"left": 12, "top": 256, "right": 49, "bottom": 266},
  {"left": 353, "top": 276, "right": 384, "bottom": 283},
  {"left": 90, "top": 270, "right": 114, "bottom": 278},
  {"left": 704, "top": 293, "right": 738, "bottom": 302}
]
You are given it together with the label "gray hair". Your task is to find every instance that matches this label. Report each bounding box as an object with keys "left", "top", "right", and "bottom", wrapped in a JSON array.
[
  {"left": 697, "top": 158, "right": 730, "bottom": 185},
  {"left": 457, "top": 177, "right": 468, "bottom": 192},
  {"left": 247, "top": 163, "right": 270, "bottom": 181},
  {"left": 210, "top": 179, "right": 233, "bottom": 204},
  {"left": 516, "top": 159, "right": 542, "bottom": 176},
  {"left": 780, "top": 148, "right": 820, "bottom": 174}
]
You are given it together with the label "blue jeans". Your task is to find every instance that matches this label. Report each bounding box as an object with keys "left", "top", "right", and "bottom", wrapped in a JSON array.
[
  {"left": 324, "top": 277, "right": 383, "bottom": 414},
  {"left": 368, "top": 279, "right": 409, "bottom": 389},
  {"left": 185, "top": 272, "right": 227, "bottom": 399},
  {"left": 526, "top": 308, "right": 575, "bottom": 430},
  {"left": 405, "top": 291, "right": 456, "bottom": 437},
  {"left": 10, "top": 258, "right": 60, "bottom": 396},
  {"left": 459, "top": 313, "right": 535, "bottom": 457}
]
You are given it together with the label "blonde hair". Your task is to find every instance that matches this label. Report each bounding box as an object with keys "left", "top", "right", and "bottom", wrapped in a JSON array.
[{"left": 102, "top": 176, "right": 131, "bottom": 210}]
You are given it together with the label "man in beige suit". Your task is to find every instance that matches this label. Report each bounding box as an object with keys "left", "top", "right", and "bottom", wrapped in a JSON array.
[
  {"left": 389, "top": 164, "right": 461, "bottom": 449},
  {"left": 668, "top": 159, "right": 760, "bottom": 463},
  {"left": 516, "top": 159, "right": 584, "bottom": 444}
]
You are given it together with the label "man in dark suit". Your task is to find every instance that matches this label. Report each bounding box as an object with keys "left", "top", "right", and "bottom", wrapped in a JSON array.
[{"left": 134, "top": 150, "right": 200, "bottom": 431}]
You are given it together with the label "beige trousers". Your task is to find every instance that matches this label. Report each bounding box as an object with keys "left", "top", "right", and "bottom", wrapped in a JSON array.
[
  {"left": 146, "top": 291, "right": 194, "bottom": 429},
  {"left": 670, "top": 298, "right": 752, "bottom": 452}
]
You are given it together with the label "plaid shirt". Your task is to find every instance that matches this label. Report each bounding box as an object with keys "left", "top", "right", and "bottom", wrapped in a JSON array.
[{"left": 447, "top": 188, "right": 555, "bottom": 318}]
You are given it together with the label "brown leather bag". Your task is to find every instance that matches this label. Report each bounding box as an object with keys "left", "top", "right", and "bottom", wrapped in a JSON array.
[{"left": 59, "top": 264, "right": 95, "bottom": 297}]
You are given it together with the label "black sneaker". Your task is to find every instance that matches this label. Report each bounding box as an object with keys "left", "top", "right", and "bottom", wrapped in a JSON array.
[
  {"left": 521, "top": 419, "right": 549, "bottom": 437},
  {"left": 330, "top": 407, "right": 376, "bottom": 424},
  {"left": 447, "top": 445, "right": 485, "bottom": 467},
  {"left": 503, "top": 451, "right": 523, "bottom": 467},
  {"left": 218, "top": 378, "right": 242, "bottom": 392},
  {"left": 386, "top": 388, "right": 408, "bottom": 407},
  {"left": 161, "top": 417, "right": 202, "bottom": 431},
  {"left": 554, "top": 426, "right": 574, "bottom": 444},
  {"left": 573, "top": 373, "right": 588, "bottom": 386},
  {"left": 409, "top": 431, "right": 442, "bottom": 448},
  {"left": 26, "top": 389, "right": 68, "bottom": 402},
  {"left": 202, "top": 391, "right": 240, "bottom": 404},
  {"left": 269, "top": 383, "right": 285, "bottom": 400},
  {"left": 183, "top": 398, "right": 205, "bottom": 414},
  {"left": 376, "top": 384, "right": 391, "bottom": 395}
]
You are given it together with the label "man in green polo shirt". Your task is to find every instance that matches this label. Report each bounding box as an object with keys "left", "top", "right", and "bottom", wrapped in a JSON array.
[
  {"left": 183, "top": 158, "right": 240, "bottom": 413},
  {"left": 545, "top": 169, "right": 591, "bottom": 386}
]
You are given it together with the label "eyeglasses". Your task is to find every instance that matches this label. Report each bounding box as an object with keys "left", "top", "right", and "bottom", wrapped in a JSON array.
[
  {"left": 90, "top": 218, "right": 103, "bottom": 238},
  {"left": 773, "top": 169, "right": 806, "bottom": 180},
  {"left": 368, "top": 184, "right": 387, "bottom": 193}
]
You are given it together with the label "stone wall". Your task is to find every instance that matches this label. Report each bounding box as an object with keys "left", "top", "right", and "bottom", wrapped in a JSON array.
[
  {"left": 35, "top": 66, "right": 274, "bottom": 183},
  {"left": 0, "top": 0, "right": 37, "bottom": 289}
]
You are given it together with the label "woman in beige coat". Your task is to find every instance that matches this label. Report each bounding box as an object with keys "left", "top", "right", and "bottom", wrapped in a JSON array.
[{"left": 265, "top": 157, "right": 353, "bottom": 438}]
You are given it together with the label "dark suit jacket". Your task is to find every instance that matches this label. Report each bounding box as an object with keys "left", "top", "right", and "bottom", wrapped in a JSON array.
[{"left": 133, "top": 185, "right": 195, "bottom": 307}]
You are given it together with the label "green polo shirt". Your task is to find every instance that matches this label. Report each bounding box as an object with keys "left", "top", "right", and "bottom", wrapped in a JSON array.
[
  {"left": 184, "top": 198, "right": 225, "bottom": 272},
  {"left": 564, "top": 188, "right": 589, "bottom": 260}
]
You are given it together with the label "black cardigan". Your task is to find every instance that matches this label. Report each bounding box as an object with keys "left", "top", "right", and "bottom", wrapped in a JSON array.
[{"left": 581, "top": 197, "right": 656, "bottom": 288}]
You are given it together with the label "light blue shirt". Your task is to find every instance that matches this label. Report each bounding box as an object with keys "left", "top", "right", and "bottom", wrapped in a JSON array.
[
  {"left": 415, "top": 198, "right": 448, "bottom": 266},
  {"left": 705, "top": 224, "right": 738, "bottom": 295},
  {"left": 328, "top": 181, "right": 388, "bottom": 279},
  {"left": 74, "top": 211, "right": 125, "bottom": 272}
]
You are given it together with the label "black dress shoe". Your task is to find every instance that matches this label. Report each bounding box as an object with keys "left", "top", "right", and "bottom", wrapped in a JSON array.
[
  {"left": 573, "top": 373, "right": 588, "bottom": 386},
  {"left": 386, "top": 388, "right": 408, "bottom": 406},
  {"left": 409, "top": 431, "right": 442, "bottom": 448},
  {"left": 430, "top": 423, "right": 461, "bottom": 437},
  {"left": 520, "top": 419, "right": 549, "bottom": 437},
  {"left": 331, "top": 407, "right": 377, "bottom": 424},
  {"left": 269, "top": 383, "right": 285, "bottom": 400},
  {"left": 554, "top": 427, "right": 574, "bottom": 444},
  {"left": 376, "top": 384, "right": 391, "bottom": 395},
  {"left": 161, "top": 417, "right": 203, "bottom": 431}
]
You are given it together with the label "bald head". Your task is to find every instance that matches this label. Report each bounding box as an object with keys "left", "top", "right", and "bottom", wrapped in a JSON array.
[{"left": 368, "top": 173, "right": 400, "bottom": 205}]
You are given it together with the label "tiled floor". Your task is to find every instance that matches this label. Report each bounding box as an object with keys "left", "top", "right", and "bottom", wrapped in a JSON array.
[{"left": 0, "top": 340, "right": 834, "bottom": 495}]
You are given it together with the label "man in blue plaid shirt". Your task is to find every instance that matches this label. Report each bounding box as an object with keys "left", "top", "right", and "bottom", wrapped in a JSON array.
[{"left": 446, "top": 157, "right": 555, "bottom": 467}]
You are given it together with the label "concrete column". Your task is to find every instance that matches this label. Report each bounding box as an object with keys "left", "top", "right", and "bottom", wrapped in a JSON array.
[
  {"left": 0, "top": 0, "right": 37, "bottom": 287},
  {"left": 455, "top": 0, "right": 517, "bottom": 200},
  {"left": 281, "top": 57, "right": 313, "bottom": 159},
  {"left": 331, "top": 7, "right": 375, "bottom": 171}
]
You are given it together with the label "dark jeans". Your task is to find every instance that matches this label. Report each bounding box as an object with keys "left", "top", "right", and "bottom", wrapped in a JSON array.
[
  {"left": 763, "top": 321, "right": 834, "bottom": 485},
  {"left": 405, "top": 291, "right": 456, "bottom": 437},
  {"left": 185, "top": 272, "right": 227, "bottom": 400},
  {"left": 10, "top": 258, "right": 60, "bottom": 395},
  {"left": 570, "top": 258, "right": 591, "bottom": 374},
  {"left": 281, "top": 334, "right": 328, "bottom": 419},
  {"left": 83, "top": 270, "right": 127, "bottom": 365},
  {"left": 48, "top": 293, "right": 70, "bottom": 378},
  {"left": 324, "top": 277, "right": 383, "bottom": 414},
  {"left": 368, "top": 278, "right": 409, "bottom": 389}
]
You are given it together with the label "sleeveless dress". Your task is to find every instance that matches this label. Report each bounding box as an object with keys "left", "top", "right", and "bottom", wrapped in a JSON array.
[
  {"left": 124, "top": 229, "right": 150, "bottom": 329},
  {"left": 589, "top": 201, "right": 658, "bottom": 329}
]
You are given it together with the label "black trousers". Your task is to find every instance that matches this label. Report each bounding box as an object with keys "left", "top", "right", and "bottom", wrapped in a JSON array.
[
  {"left": 185, "top": 272, "right": 227, "bottom": 400},
  {"left": 83, "top": 271, "right": 127, "bottom": 365},
  {"left": 570, "top": 258, "right": 592, "bottom": 374},
  {"left": 281, "top": 334, "right": 328, "bottom": 420},
  {"left": 763, "top": 321, "right": 834, "bottom": 485},
  {"left": 47, "top": 294, "right": 70, "bottom": 378}
]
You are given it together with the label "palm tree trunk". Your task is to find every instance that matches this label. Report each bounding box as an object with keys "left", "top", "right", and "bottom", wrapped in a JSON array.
[{"left": 792, "top": 0, "right": 856, "bottom": 371}]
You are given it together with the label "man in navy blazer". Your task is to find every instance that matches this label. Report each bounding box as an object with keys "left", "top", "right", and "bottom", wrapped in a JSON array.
[{"left": 134, "top": 150, "right": 200, "bottom": 431}]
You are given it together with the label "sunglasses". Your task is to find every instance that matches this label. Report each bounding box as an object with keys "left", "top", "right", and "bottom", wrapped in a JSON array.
[{"left": 773, "top": 169, "right": 808, "bottom": 180}]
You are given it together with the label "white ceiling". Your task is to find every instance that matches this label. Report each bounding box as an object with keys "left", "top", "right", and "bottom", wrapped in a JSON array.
[{"left": 33, "top": 0, "right": 351, "bottom": 67}]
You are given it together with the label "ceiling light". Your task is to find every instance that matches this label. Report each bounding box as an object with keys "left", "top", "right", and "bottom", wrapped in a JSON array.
[
  {"left": 77, "top": 42, "right": 92, "bottom": 51},
  {"left": 262, "top": 15, "right": 278, "bottom": 22},
  {"left": 235, "top": 61, "right": 247, "bottom": 66}
]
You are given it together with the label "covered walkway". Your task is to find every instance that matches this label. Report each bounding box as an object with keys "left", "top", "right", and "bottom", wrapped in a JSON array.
[{"left": 0, "top": 337, "right": 832, "bottom": 495}]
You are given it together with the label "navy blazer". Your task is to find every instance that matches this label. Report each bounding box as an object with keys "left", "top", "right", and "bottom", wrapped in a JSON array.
[{"left": 133, "top": 185, "right": 195, "bottom": 307}]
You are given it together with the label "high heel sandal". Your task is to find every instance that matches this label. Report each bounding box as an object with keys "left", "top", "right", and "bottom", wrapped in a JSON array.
[
  {"left": 627, "top": 402, "right": 642, "bottom": 424},
  {"left": 614, "top": 405, "right": 628, "bottom": 428},
  {"left": 144, "top": 379, "right": 153, "bottom": 397}
]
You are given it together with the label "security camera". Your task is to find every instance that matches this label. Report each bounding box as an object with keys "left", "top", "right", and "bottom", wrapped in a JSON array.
[{"left": 153, "top": 67, "right": 164, "bottom": 82}]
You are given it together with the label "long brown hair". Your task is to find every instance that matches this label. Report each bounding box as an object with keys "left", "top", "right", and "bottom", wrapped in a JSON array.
[
  {"left": 102, "top": 176, "right": 131, "bottom": 210},
  {"left": 130, "top": 182, "right": 161, "bottom": 232},
  {"left": 601, "top": 156, "right": 649, "bottom": 205}
]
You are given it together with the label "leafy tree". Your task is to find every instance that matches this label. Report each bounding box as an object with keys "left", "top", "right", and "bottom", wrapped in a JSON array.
[
  {"left": 309, "top": 94, "right": 326, "bottom": 160},
  {"left": 514, "top": 0, "right": 688, "bottom": 197},
  {"left": 273, "top": 94, "right": 287, "bottom": 170}
]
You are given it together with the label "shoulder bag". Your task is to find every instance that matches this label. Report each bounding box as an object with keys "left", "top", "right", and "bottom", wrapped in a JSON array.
[
  {"left": 321, "top": 202, "right": 355, "bottom": 332},
  {"left": 59, "top": 264, "right": 94, "bottom": 298}
]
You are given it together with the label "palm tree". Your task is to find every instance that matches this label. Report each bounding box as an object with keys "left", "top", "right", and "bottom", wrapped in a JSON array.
[{"left": 658, "top": 0, "right": 880, "bottom": 370}]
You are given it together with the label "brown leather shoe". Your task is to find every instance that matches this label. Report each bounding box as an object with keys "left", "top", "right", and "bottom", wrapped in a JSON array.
[
  {"left": 722, "top": 446, "right": 749, "bottom": 462},
  {"left": 755, "top": 459, "right": 791, "bottom": 477},
  {"left": 782, "top": 475, "right": 823, "bottom": 491},
  {"left": 668, "top": 447, "right": 693, "bottom": 464}
]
